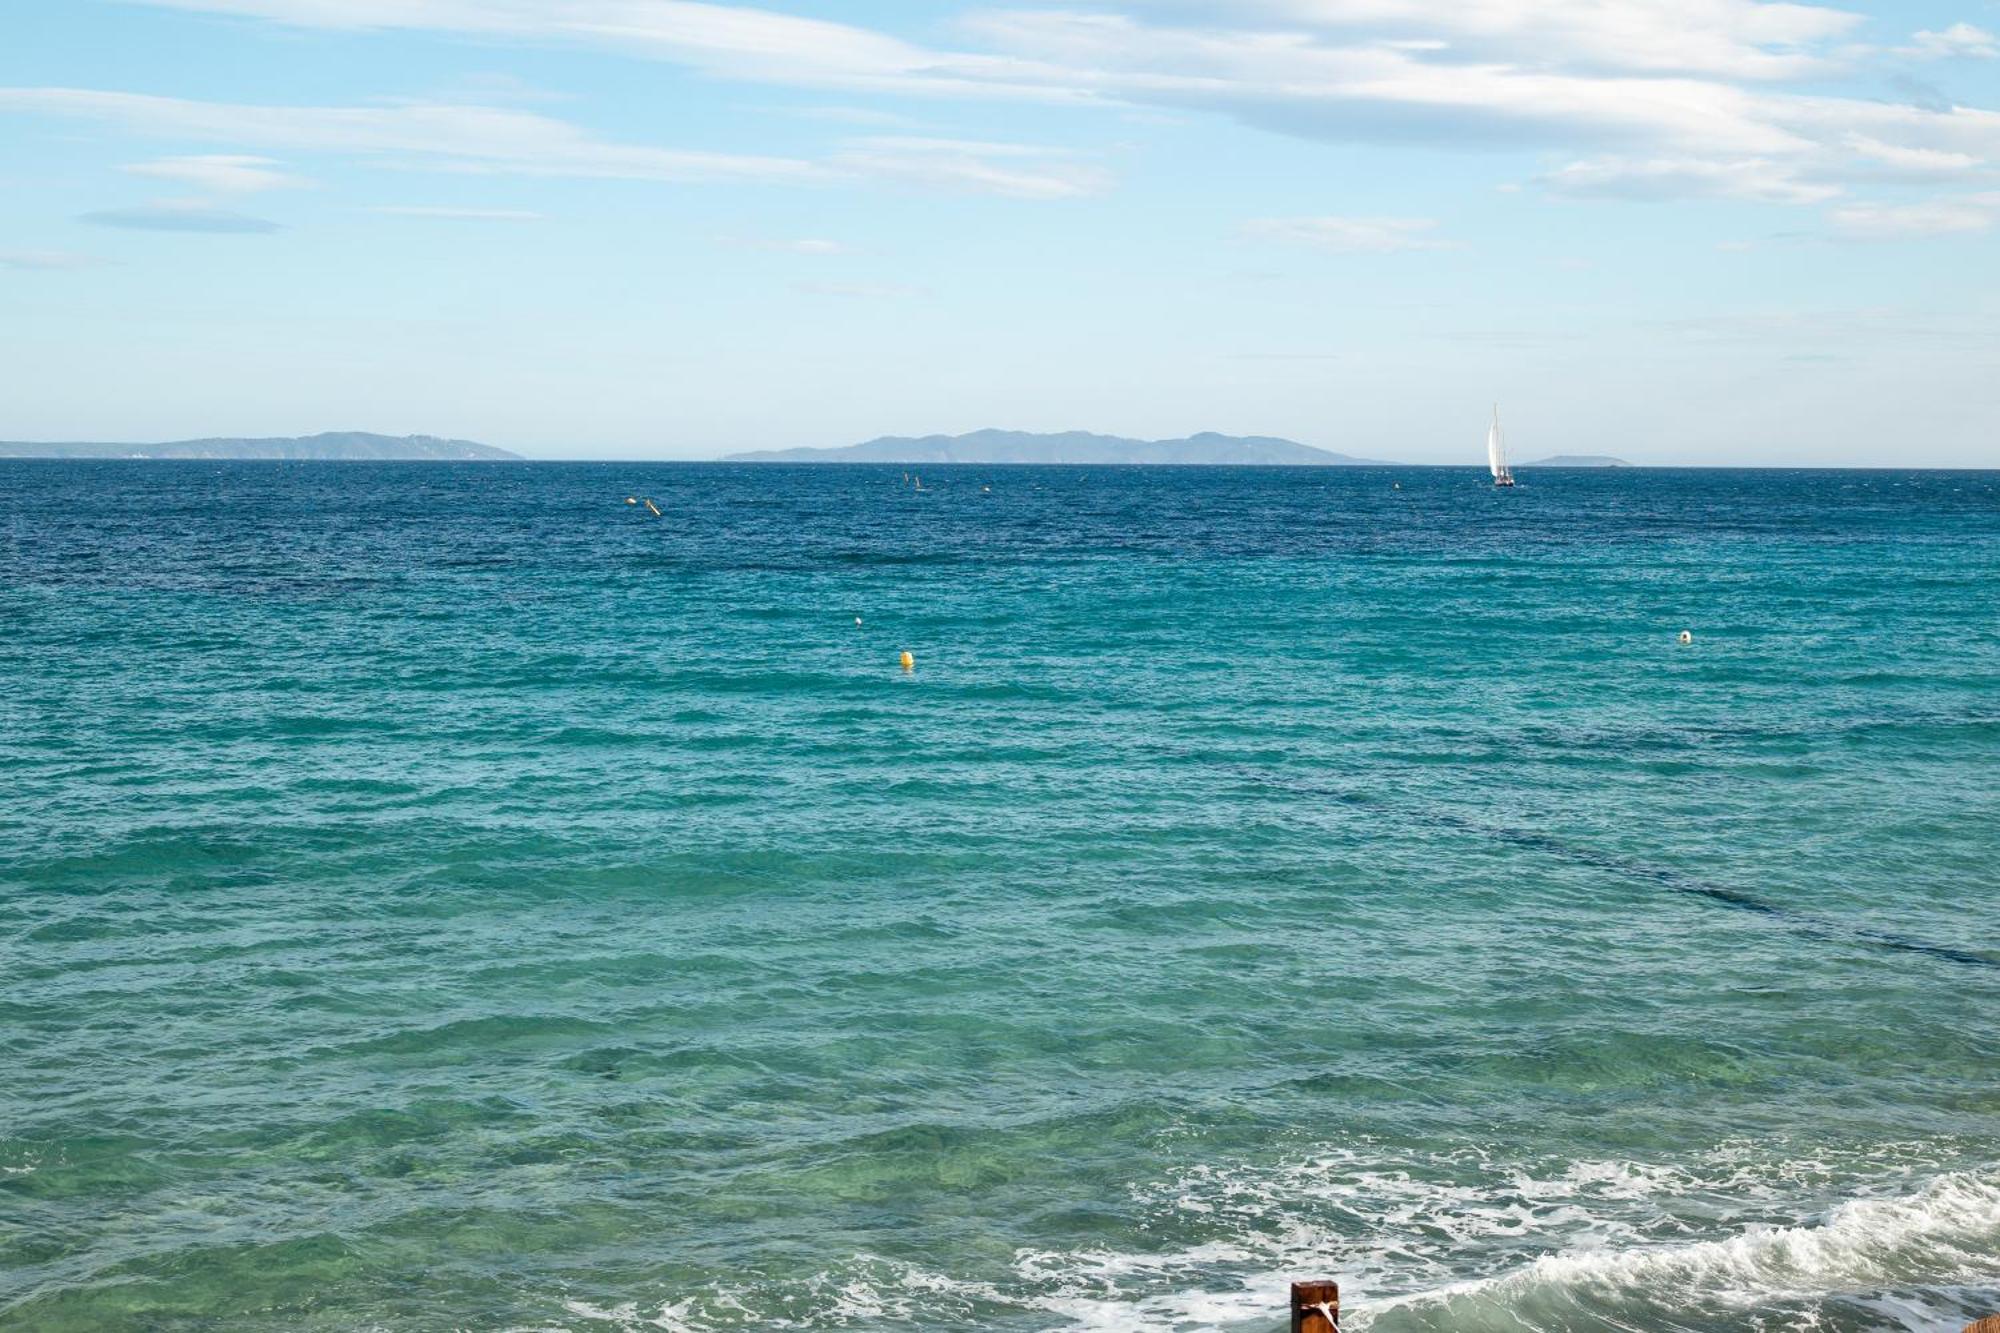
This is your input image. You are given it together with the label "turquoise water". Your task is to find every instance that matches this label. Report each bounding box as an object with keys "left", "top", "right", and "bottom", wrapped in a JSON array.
[{"left": 3, "top": 461, "right": 1998, "bottom": 1332}]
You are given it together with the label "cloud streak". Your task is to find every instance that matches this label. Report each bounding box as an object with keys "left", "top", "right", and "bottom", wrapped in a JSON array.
[
  {"left": 23, "top": 1, "right": 2000, "bottom": 218},
  {"left": 1897, "top": 24, "right": 1999, "bottom": 60},
  {"left": 1243, "top": 214, "right": 1454, "bottom": 252},
  {"left": 367, "top": 205, "right": 546, "bottom": 220},
  {"left": 79, "top": 201, "right": 284, "bottom": 233},
  {"left": 829, "top": 136, "right": 1107, "bottom": 199},
  {"left": 1, "top": 249, "right": 110, "bottom": 269},
  {"left": 1, "top": 87, "right": 824, "bottom": 185},
  {"left": 0, "top": 87, "right": 1102, "bottom": 200},
  {"left": 121, "top": 153, "right": 308, "bottom": 192},
  {"left": 1829, "top": 191, "right": 2000, "bottom": 238},
  {"left": 122, "top": 0, "right": 1080, "bottom": 101}
]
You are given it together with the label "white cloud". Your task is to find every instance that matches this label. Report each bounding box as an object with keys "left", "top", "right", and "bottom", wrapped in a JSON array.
[
  {"left": 1842, "top": 135, "right": 1981, "bottom": 177},
  {"left": 1145, "top": 0, "right": 1864, "bottom": 80},
  {"left": 1897, "top": 23, "right": 1999, "bottom": 60},
  {"left": 33, "top": 0, "right": 2000, "bottom": 212},
  {"left": 121, "top": 153, "right": 308, "bottom": 192},
  {"left": 1829, "top": 191, "right": 2000, "bottom": 238},
  {"left": 1242, "top": 214, "right": 1454, "bottom": 252}
]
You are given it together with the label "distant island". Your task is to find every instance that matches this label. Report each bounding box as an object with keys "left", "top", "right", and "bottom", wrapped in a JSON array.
[
  {"left": 726, "top": 428, "right": 1389, "bottom": 466},
  {"left": 0, "top": 431, "right": 520, "bottom": 461},
  {"left": 1521, "top": 455, "right": 1629, "bottom": 467}
]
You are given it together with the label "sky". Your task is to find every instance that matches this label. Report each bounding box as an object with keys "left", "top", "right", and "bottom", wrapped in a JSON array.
[{"left": 2, "top": 0, "right": 1998, "bottom": 464}]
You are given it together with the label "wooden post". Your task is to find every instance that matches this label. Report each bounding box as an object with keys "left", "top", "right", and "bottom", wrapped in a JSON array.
[
  {"left": 1291, "top": 1280, "right": 1338, "bottom": 1332},
  {"left": 1963, "top": 1318, "right": 2000, "bottom": 1333}
]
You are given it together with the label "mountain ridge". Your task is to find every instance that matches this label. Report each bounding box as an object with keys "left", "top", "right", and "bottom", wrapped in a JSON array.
[
  {"left": 0, "top": 431, "right": 520, "bottom": 460},
  {"left": 726, "top": 428, "right": 1388, "bottom": 466}
]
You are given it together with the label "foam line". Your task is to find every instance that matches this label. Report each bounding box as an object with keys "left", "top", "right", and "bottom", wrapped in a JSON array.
[{"left": 1357, "top": 1170, "right": 2000, "bottom": 1329}]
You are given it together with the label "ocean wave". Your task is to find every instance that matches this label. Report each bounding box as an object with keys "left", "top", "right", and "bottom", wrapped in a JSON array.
[
  {"left": 544, "top": 1154, "right": 2000, "bottom": 1332},
  {"left": 1363, "top": 1170, "right": 2000, "bottom": 1331}
]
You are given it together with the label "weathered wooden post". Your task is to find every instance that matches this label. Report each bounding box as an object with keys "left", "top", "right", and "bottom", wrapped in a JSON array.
[
  {"left": 1290, "top": 1280, "right": 1338, "bottom": 1332},
  {"left": 1964, "top": 1317, "right": 2000, "bottom": 1333}
]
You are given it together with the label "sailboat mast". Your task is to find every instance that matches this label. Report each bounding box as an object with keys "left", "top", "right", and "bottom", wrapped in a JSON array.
[{"left": 1487, "top": 404, "right": 1515, "bottom": 485}]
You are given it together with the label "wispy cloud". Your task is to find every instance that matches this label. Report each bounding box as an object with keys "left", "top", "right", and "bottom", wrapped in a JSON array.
[
  {"left": 1829, "top": 191, "right": 2000, "bottom": 238},
  {"left": 785, "top": 105, "right": 916, "bottom": 128},
  {"left": 122, "top": 0, "right": 1076, "bottom": 101},
  {"left": 1537, "top": 156, "right": 1839, "bottom": 204},
  {"left": 121, "top": 153, "right": 307, "bottom": 192},
  {"left": 720, "top": 236, "right": 849, "bottom": 254},
  {"left": 1178, "top": 0, "right": 1864, "bottom": 81},
  {"left": 78, "top": 200, "right": 283, "bottom": 233},
  {"left": 1242, "top": 215, "right": 1454, "bottom": 253},
  {"left": 0, "top": 88, "right": 1103, "bottom": 200},
  {"left": 367, "top": 205, "right": 545, "bottom": 220},
  {"left": 1896, "top": 24, "right": 1999, "bottom": 60},
  {"left": 791, "top": 279, "right": 926, "bottom": 299},
  {"left": 0, "top": 249, "right": 109, "bottom": 270},
  {"left": 829, "top": 136, "right": 1107, "bottom": 199},
  {"left": 1647, "top": 307, "right": 2000, "bottom": 345},
  {"left": 32, "top": 0, "right": 2000, "bottom": 213},
  {"left": 1, "top": 87, "right": 824, "bottom": 185}
]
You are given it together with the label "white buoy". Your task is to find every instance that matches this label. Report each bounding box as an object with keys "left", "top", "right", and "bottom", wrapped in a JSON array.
[
  {"left": 855, "top": 616, "right": 863, "bottom": 627},
  {"left": 1679, "top": 629, "right": 1693, "bottom": 645}
]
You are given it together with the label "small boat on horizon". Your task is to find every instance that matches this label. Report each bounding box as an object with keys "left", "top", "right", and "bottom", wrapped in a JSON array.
[{"left": 1488, "top": 405, "right": 1517, "bottom": 488}]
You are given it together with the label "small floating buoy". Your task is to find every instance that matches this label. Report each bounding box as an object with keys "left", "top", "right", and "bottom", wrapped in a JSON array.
[
  {"left": 899, "top": 650, "right": 915, "bottom": 672},
  {"left": 625, "top": 496, "right": 637, "bottom": 505},
  {"left": 644, "top": 498, "right": 662, "bottom": 517},
  {"left": 1678, "top": 629, "right": 1693, "bottom": 645},
  {"left": 855, "top": 616, "right": 863, "bottom": 627}
]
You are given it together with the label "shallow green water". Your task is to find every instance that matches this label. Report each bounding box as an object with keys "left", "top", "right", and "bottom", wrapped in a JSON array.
[{"left": 2, "top": 462, "right": 1997, "bottom": 1331}]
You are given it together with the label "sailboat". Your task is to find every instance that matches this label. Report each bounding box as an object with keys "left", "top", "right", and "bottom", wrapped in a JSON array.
[{"left": 1487, "top": 404, "right": 1517, "bottom": 488}]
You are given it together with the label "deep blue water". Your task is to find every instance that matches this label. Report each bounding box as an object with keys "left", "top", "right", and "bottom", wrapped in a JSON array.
[{"left": 2, "top": 461, "right": 1998, "bottom": 1332}]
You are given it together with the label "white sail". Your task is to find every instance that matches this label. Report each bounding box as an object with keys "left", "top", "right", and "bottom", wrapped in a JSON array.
[{"left": 1487, "top": 405, "right": 1512, "bottom": 483}]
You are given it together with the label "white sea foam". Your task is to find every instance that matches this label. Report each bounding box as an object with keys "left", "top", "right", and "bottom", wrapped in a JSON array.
[
  {"left": 1364, "top": 1170, "right": 2000, "bottom": 1329},
  {"left": 549, "top": 1151, "right": 2000, "bottom": 1332},
  {"left": 1024, "top": 1165, "right": 2000, "bottom": 1332}
]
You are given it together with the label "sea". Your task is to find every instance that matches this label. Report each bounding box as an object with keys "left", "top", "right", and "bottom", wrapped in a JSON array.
[{"left": 3, "top": 460, "right": 1998, "bottom": 1332}]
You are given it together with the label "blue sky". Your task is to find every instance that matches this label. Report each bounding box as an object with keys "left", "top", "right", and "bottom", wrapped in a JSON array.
[{"left": 3, "top": 0, "right": 1997, "bottom": 463}]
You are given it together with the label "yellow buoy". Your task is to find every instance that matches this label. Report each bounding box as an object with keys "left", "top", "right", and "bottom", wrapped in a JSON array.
[
  {"left": 1679, "top": 629, "right": 1693, "bottom": 645},
  {"left": 899, "top": 650, "right": 915, "bottom": 672}
]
